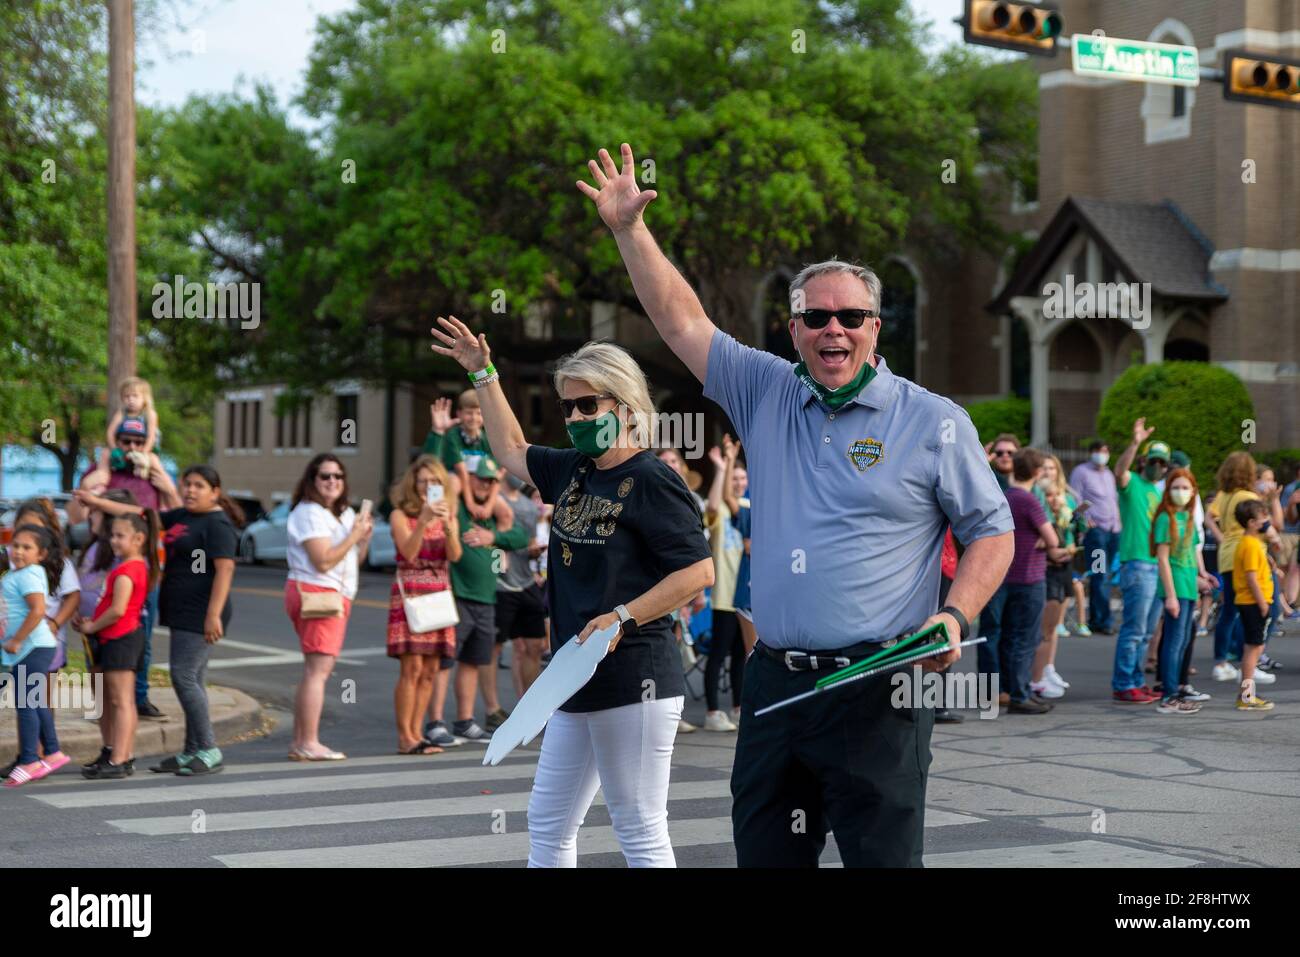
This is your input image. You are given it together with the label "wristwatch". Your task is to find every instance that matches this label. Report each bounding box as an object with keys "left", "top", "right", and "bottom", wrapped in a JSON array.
[
  {"left": 614, "top": 604, "right": 638, "bottom": 635},
  {"left": 939, "top": 605, "right": 970, "bottom": 641}
]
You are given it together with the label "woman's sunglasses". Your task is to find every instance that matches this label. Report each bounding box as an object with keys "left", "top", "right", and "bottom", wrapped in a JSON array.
[
  {"left": 795, "top": 309, "right": 877, "bottom": 330},
  {"left": 557, "top": 394, "right": 615, "bottom": 417},
  {"left": 316, "top": 471, "right": 345, "bottom": 482}
]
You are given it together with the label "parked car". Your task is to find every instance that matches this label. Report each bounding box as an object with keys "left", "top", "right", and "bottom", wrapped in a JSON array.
[
  {"left": 237, "top": 500, "right": 291, "bottom": 563},
  {"left": 366, "top": 516, "right": 397, "bottom": 570},
  {"left": 231, "top": 495, "right": 266, "bottom": 528}
]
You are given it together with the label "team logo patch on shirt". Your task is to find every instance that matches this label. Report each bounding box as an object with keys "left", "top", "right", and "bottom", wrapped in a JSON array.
[
  {"left": 618, "top": 477, "right": 634, "bottom": 499},
  {"left": 847, "top": 438, "right": 884, "bottom": 471}
]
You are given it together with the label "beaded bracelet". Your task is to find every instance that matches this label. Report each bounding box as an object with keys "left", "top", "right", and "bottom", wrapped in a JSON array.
[
  {"left": 468, "top": 363, "right": 497, "bottom": 383},
  {"left": 471, "top": 371, "right": 500, "bottom": 390}
]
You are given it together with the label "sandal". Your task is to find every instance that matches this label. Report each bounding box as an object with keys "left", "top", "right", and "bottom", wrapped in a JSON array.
[
  {"left": 398, "top": 741, "right": 444, "bottom": 755},
  {"left": 32, "top": 753, "right": 70, "bottom": 780},
  {"left": 176, "top": 754, "right": 223, "bottom": 776},
  {"left": 289, "top": 747, "right": 346, "bottom": 761},
  {"left": 4, "top": 763, "right": 41, "bottom": 788}
]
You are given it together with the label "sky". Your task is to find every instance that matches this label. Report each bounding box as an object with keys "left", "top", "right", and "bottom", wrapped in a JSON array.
[{"left": 137, "top": 0, "right": 968, "bottom": 117}]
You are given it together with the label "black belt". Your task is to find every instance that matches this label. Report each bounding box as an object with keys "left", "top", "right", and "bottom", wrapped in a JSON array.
[{"left": 755, "top": 638, "right": 903, "bottom": 672}]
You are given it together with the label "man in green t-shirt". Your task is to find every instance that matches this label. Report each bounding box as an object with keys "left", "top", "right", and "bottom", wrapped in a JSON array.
[
  {"left": 424, "top": 456, "right": 529, "bottom": 745},
  {"left": 1111, "top": 418, "right": 1169, "bottom": 701},
  {"left": 424, "top": 390, "right": 498, "bottom": 522}
]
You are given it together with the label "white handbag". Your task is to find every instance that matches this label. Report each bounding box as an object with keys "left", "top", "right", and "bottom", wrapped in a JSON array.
[{"left": 396, "top": 576, "right": 459, "bottom": 633}]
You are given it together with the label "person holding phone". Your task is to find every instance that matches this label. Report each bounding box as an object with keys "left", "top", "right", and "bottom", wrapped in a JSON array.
[
  {"left": 284, "top": 454, "right": 373, "bottom": 761},
  {"left": 387, "top": 455, "right": 461, "bottom": 754}
]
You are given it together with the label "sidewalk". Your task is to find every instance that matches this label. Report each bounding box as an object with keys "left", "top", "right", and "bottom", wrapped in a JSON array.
[{"left": 0, "top": 683, "right": 267, "bottom": 764}]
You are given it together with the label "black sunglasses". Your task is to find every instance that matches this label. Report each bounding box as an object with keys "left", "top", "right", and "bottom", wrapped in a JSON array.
[
  {"left": 558, "top": 394, "right": 615, "bottom": 417},
  {"left": 316, "top": 471, "right": 345, "bottom": 481},
  {"left": 118, "top": 437, "right": 145, "bottom": 447},
  {"left": 992, "top": 448, "right": 1016, "bottom": 457},
  {"left": 796, "top": 309, "right": 877, "bottom": 330}
]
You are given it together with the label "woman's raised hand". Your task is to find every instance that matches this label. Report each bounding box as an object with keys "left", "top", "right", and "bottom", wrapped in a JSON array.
[
  {"left": 575, "top": 144, "right": 658, "bottom": 234},
  {"left": 431, "top": 315, "right": 491, "bottom": 373}
]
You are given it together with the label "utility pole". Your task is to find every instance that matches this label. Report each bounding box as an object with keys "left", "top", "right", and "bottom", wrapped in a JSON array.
[{"left": 107, "top": 0, "right": 137, "bottom": 409}]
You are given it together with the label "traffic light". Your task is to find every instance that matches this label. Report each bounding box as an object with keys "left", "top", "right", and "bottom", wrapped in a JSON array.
[
  {"left": 962, "top": 1, "right": 1063, "bottom": 57},
  {"left": 1222, "top": 49, "right": 1300, "bottom": 109}
]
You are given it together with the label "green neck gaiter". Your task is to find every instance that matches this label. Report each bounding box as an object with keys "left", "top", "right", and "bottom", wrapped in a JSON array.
[
  {"left": 794, "top": 358, "right": 876, "bottom": 409},
  {"left": 566, "top": 411, "right": 622, "bottom": 458}
]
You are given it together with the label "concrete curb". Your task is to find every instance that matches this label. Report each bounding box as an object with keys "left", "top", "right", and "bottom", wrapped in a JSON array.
[{"left": 0, "top": 685, "right": 268, "bottom": 764}]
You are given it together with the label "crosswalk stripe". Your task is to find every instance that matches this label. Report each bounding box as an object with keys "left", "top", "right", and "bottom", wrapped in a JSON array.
[
  {"left": 107, "top": 778, "right": 734, "bottom": 835},
  {"left": 30, "top": 762, "right": 542, "bottom": 809},
  {"left": 44, "top": 751, "right": 534, "bottom": 786},
  {"left": 216, "top": 816, "right": 739, "bottom": 867},
  {"left": 924, "top": 839, "right": 1203, "bottom": 868}
]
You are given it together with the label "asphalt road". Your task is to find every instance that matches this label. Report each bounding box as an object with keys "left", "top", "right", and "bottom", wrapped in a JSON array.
[{"left": 1, "top": 563, "right": 1296, "bottom": 867}]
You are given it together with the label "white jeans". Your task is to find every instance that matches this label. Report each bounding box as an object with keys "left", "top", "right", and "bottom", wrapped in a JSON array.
[{"left": 526, "top": 695, "right": 683, "bottom": 868}]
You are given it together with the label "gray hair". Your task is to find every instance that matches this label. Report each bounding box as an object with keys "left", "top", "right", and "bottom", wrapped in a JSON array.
[
  {"left": 788, "top": 259, "right": 883, "bottom": 315},
  {"left": 553, "top": 340, "right": 656, "bottom": 448}
]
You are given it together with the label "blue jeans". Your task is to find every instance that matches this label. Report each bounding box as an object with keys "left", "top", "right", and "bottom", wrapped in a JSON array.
[
  {"left": 1213, "top": 571, "right": 1244, "bottom": 662},
  {"left": 1112, "top": 561, "right": 1161, "bottom": 692},
  {"left": 1159, "top": 598, "right": 1196, "bottom": 698},
  {"left": 1001, "top": 581, "right": 1046, "bottom": 704},
  {"left": 977, "top": 584, "right": 1009, "bottom": 679},
  {"left": 12, "top": 646, "right": 60, "bottom": 765},
  {"left": 136, "top": 585, "right": 160, "bottom": 705},
  {"left": 1083, "top": 528, "right": 1120, "bottom": 630}
]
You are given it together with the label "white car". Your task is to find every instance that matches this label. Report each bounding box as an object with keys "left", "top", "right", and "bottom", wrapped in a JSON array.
[
  {"left": 238, "top": 500, "right": 397, "bottom": 569},
  {"left": 237, "top": 500, "right": 290, "bottom": 563}
]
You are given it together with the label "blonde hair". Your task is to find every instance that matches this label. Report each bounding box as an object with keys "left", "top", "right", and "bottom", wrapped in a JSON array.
[
  {"left": 119, "top": 376, "right": 154, "bottom": 410},
  {"left": 389, "top": 454, "right": 451, "bottom": 517},
  {"left": 553, "top": 341, "right": 656, "bottom": 449},
  {"left": 457, "top": 389, "right": 480, "bottom": 410}
]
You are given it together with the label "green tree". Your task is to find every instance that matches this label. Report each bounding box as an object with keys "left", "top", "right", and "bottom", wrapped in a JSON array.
[
  {"left": 1096, "top": 362, "right": 1255, "bottom": 483},
  {"left": 155, "top": 0, "right": 1036, "bottom": 393}
]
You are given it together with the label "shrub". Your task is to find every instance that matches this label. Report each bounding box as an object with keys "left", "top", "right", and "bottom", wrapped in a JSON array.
[
  {"left": 964, "top": 396, "right": 1031, "bottom": 447},
  {"left": 1096, "top": 362, "right": 1254, "bottom": 486}
]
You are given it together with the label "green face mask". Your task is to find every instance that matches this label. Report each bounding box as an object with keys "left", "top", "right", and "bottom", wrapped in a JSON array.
[
  {"left": 794, "top": 358, "right": 876, "bottom": 410},
  {"left": 566, "top": 411, "right": 621, "bottom": 458}
]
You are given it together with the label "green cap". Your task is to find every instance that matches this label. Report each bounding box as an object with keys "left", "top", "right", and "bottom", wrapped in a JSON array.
[
  {"left": 1143, "top": 440, "right": 1171, "bottom": 462},
  {"left": 1170, "top": 450, "right": 1191, "bottom": 469},
  {"left": 472, "top": 456, "right": 501, "bottom": 480}
]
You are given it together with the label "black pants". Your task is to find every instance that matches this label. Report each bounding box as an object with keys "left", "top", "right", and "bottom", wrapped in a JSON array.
[
  {"left": 731, "top": 648, "right": 935, "bottom": 867},
  {"left": 705, "top": 609, "right": 744, "bottom": 711}
]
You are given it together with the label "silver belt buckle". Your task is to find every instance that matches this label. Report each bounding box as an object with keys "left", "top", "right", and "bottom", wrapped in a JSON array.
[{"left": 784, "top": 650, "right": 808, "bottom": 671}]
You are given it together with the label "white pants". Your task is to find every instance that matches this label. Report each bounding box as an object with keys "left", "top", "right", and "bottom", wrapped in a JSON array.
[{"left": 526, "top": 696, "right": 683, "bottom": 868}]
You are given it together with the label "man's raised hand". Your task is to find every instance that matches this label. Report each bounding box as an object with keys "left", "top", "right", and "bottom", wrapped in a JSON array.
[{"left": 576, "top": 143, "right": 658, "bottom": 234}]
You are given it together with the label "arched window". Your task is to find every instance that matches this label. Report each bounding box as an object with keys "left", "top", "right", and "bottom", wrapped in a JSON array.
[{"left": 1142, "top": 19, "right": 1197, "bottom": 144}]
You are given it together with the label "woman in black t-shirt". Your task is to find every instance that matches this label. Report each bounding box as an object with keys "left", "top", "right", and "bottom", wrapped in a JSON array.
[
  {"left": 153, "top": 466, "right": 244, "bottom": 775},
  {"left": 433, "top": 317, "right": 714, "bottom": 868}
]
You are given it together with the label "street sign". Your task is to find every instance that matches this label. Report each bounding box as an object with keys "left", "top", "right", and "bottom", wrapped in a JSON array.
[{"left": 1071, "top": 35, "right": 1200, "bottom": 87}]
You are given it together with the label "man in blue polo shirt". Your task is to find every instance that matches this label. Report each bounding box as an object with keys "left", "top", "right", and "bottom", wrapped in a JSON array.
[{"left": 578, "top": 144, "right": 1015, "bottom": 867}]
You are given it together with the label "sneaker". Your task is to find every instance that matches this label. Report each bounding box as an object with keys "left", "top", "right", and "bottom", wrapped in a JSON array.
[
  {"left": 1156, "top": 697, "right": 1201, "bottom": 715},
  {"left": 84, "top": 759, "right": 132, "bottom": 780},
  {"left": 1195, "top": 626, "right": 1208, "bottom": 637},
  {"left": 451, "top": 719, "right": 492, "bottom": 742},
  {"left": 1043, "top": 664, "right": 1070, "bottom": 689},
  {"left": 1286, "top": 609, "right": 1300, "bottom": 621},
  {"left": 1113, "top": 688, "right": 1151, "bottom": 703},
  {"left": 1030, "top": 680, "right": 1064, "bottom": 699},
  {"left": 703, "top": 710, "right": 737, "bottom": 732},
  {"left": 485, "top": 708, "right": 510, "bottom": 732},
  {"left": 422, "top": 721, "right": 463, "bottom": 748},
  {"left": 677, "top": 719, "right": 697, "bottom": 734},
  {"left": 1212, "top": 662, "right": 1241, "bottom": 682},
  {"left": 1055, "top": 623, "right": 1070, "bottom": 639},
  {"left": 1009, "top": 698, "right": 1052, "bottom": 714},
  {"left": 1236, "top": 694, "right": 1274, "bottom": 711},
  {"left": 1250, "top": 668, "right": 1276, "bottom": 685},
  {"left": 82, "top": 747, "right": 112, "bottom": 772},
  {"left": 1075, "top": 623, "right": 1093, "bottom": 637},
  {"left": 1179, "top": 685, "right": 1211, "bottom": 702},
  {"left": 136, "top": 700, "right": 164, "bottom": 719}
]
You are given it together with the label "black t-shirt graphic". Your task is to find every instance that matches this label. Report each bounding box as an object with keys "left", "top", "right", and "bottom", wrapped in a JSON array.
[
  {"left": 159, "top": 508, "right": 239, "bottom": 634},
  {"left": 526, "top": 446, "right": 712, "bottom": 713}
]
